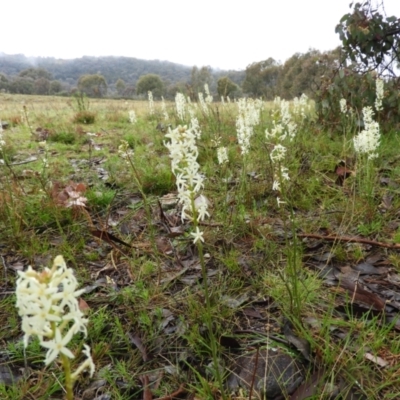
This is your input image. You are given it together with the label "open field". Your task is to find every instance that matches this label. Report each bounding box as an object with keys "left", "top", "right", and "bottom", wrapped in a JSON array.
[{"left": 1, "top": 93, "right": 400, "bottom": 399}]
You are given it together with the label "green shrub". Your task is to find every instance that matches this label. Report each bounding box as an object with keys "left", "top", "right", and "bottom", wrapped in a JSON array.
[
  {"left": 48, "top": 131, "right": 76, "bottom": 144},
  {"left": 86, "top": 188, "right": 116, "bottom": 209},
  {"left": 142, "top": 168, "right": 175, "bottom": 195},
  {"left": 73, "top": 111, "right": 96, "bottom": 124},
  {"left": 315, "top": 67, "right": 400, "bottom": 133}
]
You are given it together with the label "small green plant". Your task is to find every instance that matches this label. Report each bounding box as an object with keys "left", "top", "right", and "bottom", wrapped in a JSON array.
[
  {"left": 393, "top": 229, "right": 400, "bottom": 245},
  {"left": 86, "top": 187, "right": 116, "bottom": 209},
  {"left": 72, "top": 92, "right": 90, "bottom": 113},
  {"left": 71, "top": 93, "right": 95, "bottom": 124},
  {"left": 73, "top": 111, "right": 96, "bottom": 124},
  {"left": 357, "top": 219, "right": 382, "bottom": 236},
  {"left": 48, "top": 131, "right": 76, "bottom": 144}
]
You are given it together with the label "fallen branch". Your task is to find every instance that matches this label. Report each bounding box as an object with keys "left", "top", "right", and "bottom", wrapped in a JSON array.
[
  {"left": 298, "top": 232, "right": 400, "bottom": 249},
  {"left": 0, "top": 156, "right": 38, "bottom": 165}
]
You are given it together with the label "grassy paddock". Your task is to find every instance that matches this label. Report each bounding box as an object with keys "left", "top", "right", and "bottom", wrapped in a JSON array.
[{"left": 1, "top": 93, "right": 400, "bottom": 399}]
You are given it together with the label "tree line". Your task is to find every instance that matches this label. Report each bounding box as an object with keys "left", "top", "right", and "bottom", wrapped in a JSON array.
[
  {"left": 0, "top": 67, "right": 64, "bottom": 95},
  {"left": 0, "top": 48, "right": 341, "bottom": 101}
]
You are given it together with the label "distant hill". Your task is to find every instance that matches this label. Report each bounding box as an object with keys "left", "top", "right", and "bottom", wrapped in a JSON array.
[
  {"left": 0, "top": 53, "right": 191, "bottom": 85},
  {"left": 0, "top": 53, "right": 245, "bottom": 94}
]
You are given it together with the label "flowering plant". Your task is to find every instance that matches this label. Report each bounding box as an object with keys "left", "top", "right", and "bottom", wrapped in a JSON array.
[
  {"left": 236, "top": 98, "right": 262, "bottom": 155},
  {"left": 165, "top": 120, "right": 223, "bottom": 391},
  {"left": 217, "top": 146, "right": 229, "bottom": 165},
  {"left": 175, "top": 93, "right": 186, "bottom": 121},
  {"left": 164, "top": 123, "right": 209, "bottom": 226},
  {"left": 129, "top": 110, "right": 137, "bottom": 124},
  {"left": 353, "top": 106, "right": 380, "bottom": 160},
  {"left": 0, "top": 120, "right": 5, "bottom": 152},
  {"left": 148, "top": 91, "right": 154, "bottom": 115},
  {"left": 16, "top": 255, "right": 94, "bottom": 399},
  {"left": 352, "top": 106, "right": 381, "bottom": 199},
  {"left": 374, "top": 78, "right": 384, "bottom": 112}
]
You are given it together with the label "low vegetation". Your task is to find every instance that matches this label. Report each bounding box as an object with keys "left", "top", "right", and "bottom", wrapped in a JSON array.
[{"left": 0, "top": 83, "right": 400, "bottom": 399}]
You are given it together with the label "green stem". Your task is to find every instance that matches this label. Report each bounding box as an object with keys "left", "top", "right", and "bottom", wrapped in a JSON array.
[
  {"left": 190, "top": 195, "right": 225, "bottom": 398},
  {"left": 61, "top": 353, "right": 74, "bottom": 400},
  {"left": 275, "top": 161, "right": 302, "bottom": 321}
]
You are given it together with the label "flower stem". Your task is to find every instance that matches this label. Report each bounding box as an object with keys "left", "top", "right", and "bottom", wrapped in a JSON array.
[
  {"left": 190, "top": 195, "right": 225, "bottom": 398},
  {"left": 61, "top": 353, "right": 74, "bottom": 400}
]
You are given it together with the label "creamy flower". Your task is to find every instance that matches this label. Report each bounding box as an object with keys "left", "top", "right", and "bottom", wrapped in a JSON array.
[
  {"left": 280, "top": 166, "right": 290, "bottom": 181},
  {"left": 165, "top": 124, "right": 208, "bottom": 223},
  {"left": 293, "top": 94, "right": 308, "bottom": 118},
  {"left": 236, "top": 115, "right": 252, "bottom": 155},
  {"left": 129, "top": 110, "right": 137, "bottom": 124},
  {"left": 41, "top": 326, "right": 76, "bottom": 365},
  {"left": 272, "top": 180, "right": 281, "bottom": 191},
  {"left": 375, "top": 78, "right": 384, "bottom": 112},
  {"left": 16, "top": 256, "right": 95, "bottom": 376},
  {"left": 195, "top": 195, "right": 210, "bottom": 221},
  {"left": 0, "top": 120, "right": 5, "bottom": 151},
  {"left": 353, "top": 106, "right": 380, "bottom": 160},
  {"left": 280, "top": 100, "right": 291, "bottom": 127},
  {"left": 235, "top": 98, "right": 263, "bottom": 155},
  {"left": 287, "top": 121, "right": 297, "bottom": 140},
  {"left": 276, "top": 197, "right": 286, "bottom": 207},
  {"left": 204, "top": 84, "right": 213, "bottom": 104},
  {"left": 198, "top": 92, "right": 208, "bottom": 114},
  {"left": 265, "top": 122, "right": 284, "bottom": 140},
  {"left": 148, "top": 91, "right": 154, "bottom": 115},
  {"left": 266, "top": 99, "right": 296, "bottom": 141},
  {"left": 175, "top": 93, "right": 186, "bottom": 120},
  {"left": 71, "top": 344, "right": 95, "bottom": 379},
  {"left": 190, "top": 227, "right": 204, "bottom": 244},
  {"left": 161, "top": 97, "right": 169, "bottom": 121},
  {"left": 270, "top": 144, "right": 287, "bottom": 162},
  {"left": 340, "top": 98, "right": 347, "bottom": 114},
  {"left": 118, "top": 140, "right": 134, "bottom": 162},
  {"left": 217, "top": 147, "right": 228, "bottom": 165}
]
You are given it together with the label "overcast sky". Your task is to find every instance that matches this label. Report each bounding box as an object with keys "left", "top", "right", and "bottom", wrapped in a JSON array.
[{"left": 1, "top": 0, "right": 399, "bottom": 71}]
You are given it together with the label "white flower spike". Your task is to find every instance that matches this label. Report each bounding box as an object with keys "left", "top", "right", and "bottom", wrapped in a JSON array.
[{"left": 15, "top": 255, "right": 95, "bottom": 379}]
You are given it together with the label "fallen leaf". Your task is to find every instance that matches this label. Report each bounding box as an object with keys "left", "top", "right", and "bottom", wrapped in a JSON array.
[
  {"left": 283, "top": 319, "right": 311, "bottom": 361},
  {"left": 290, "top": 369, "right": 326, "bottom": 400},
  {"left": 79, "top": 298, "right": 90, "bottom": 313},
  {"left": 242, "top": 307, "right": 264, "bottom": 319},
  {"left": 364, "top": 352, "right": 388, "bottom": 367},
  {"left": 353, "top": 262, "right": 387, "bottom": 275},
  {"left": 380, "top": 192, "right": 393, "bottom": 210},
  {"left": 168, "top": 226, "right": 185, "bottom": 238},
  {"left": 340, "top": 278, "right": 386, "bottom": 311},
  {"left": 128, "top": 333, "right": 149, "bottom": 362},
  {"left": 334, "top": 160, "right": 354, "bottom": 186}
]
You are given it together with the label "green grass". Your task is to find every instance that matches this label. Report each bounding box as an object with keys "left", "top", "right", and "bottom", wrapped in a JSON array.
[{"left": 0, "top": 93, "right": 399, "bottom": 399}]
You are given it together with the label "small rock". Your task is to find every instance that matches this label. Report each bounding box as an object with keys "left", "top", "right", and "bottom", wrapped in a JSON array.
[{"left": 227, "top": 348, "right": 304, "bottom": 398}]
